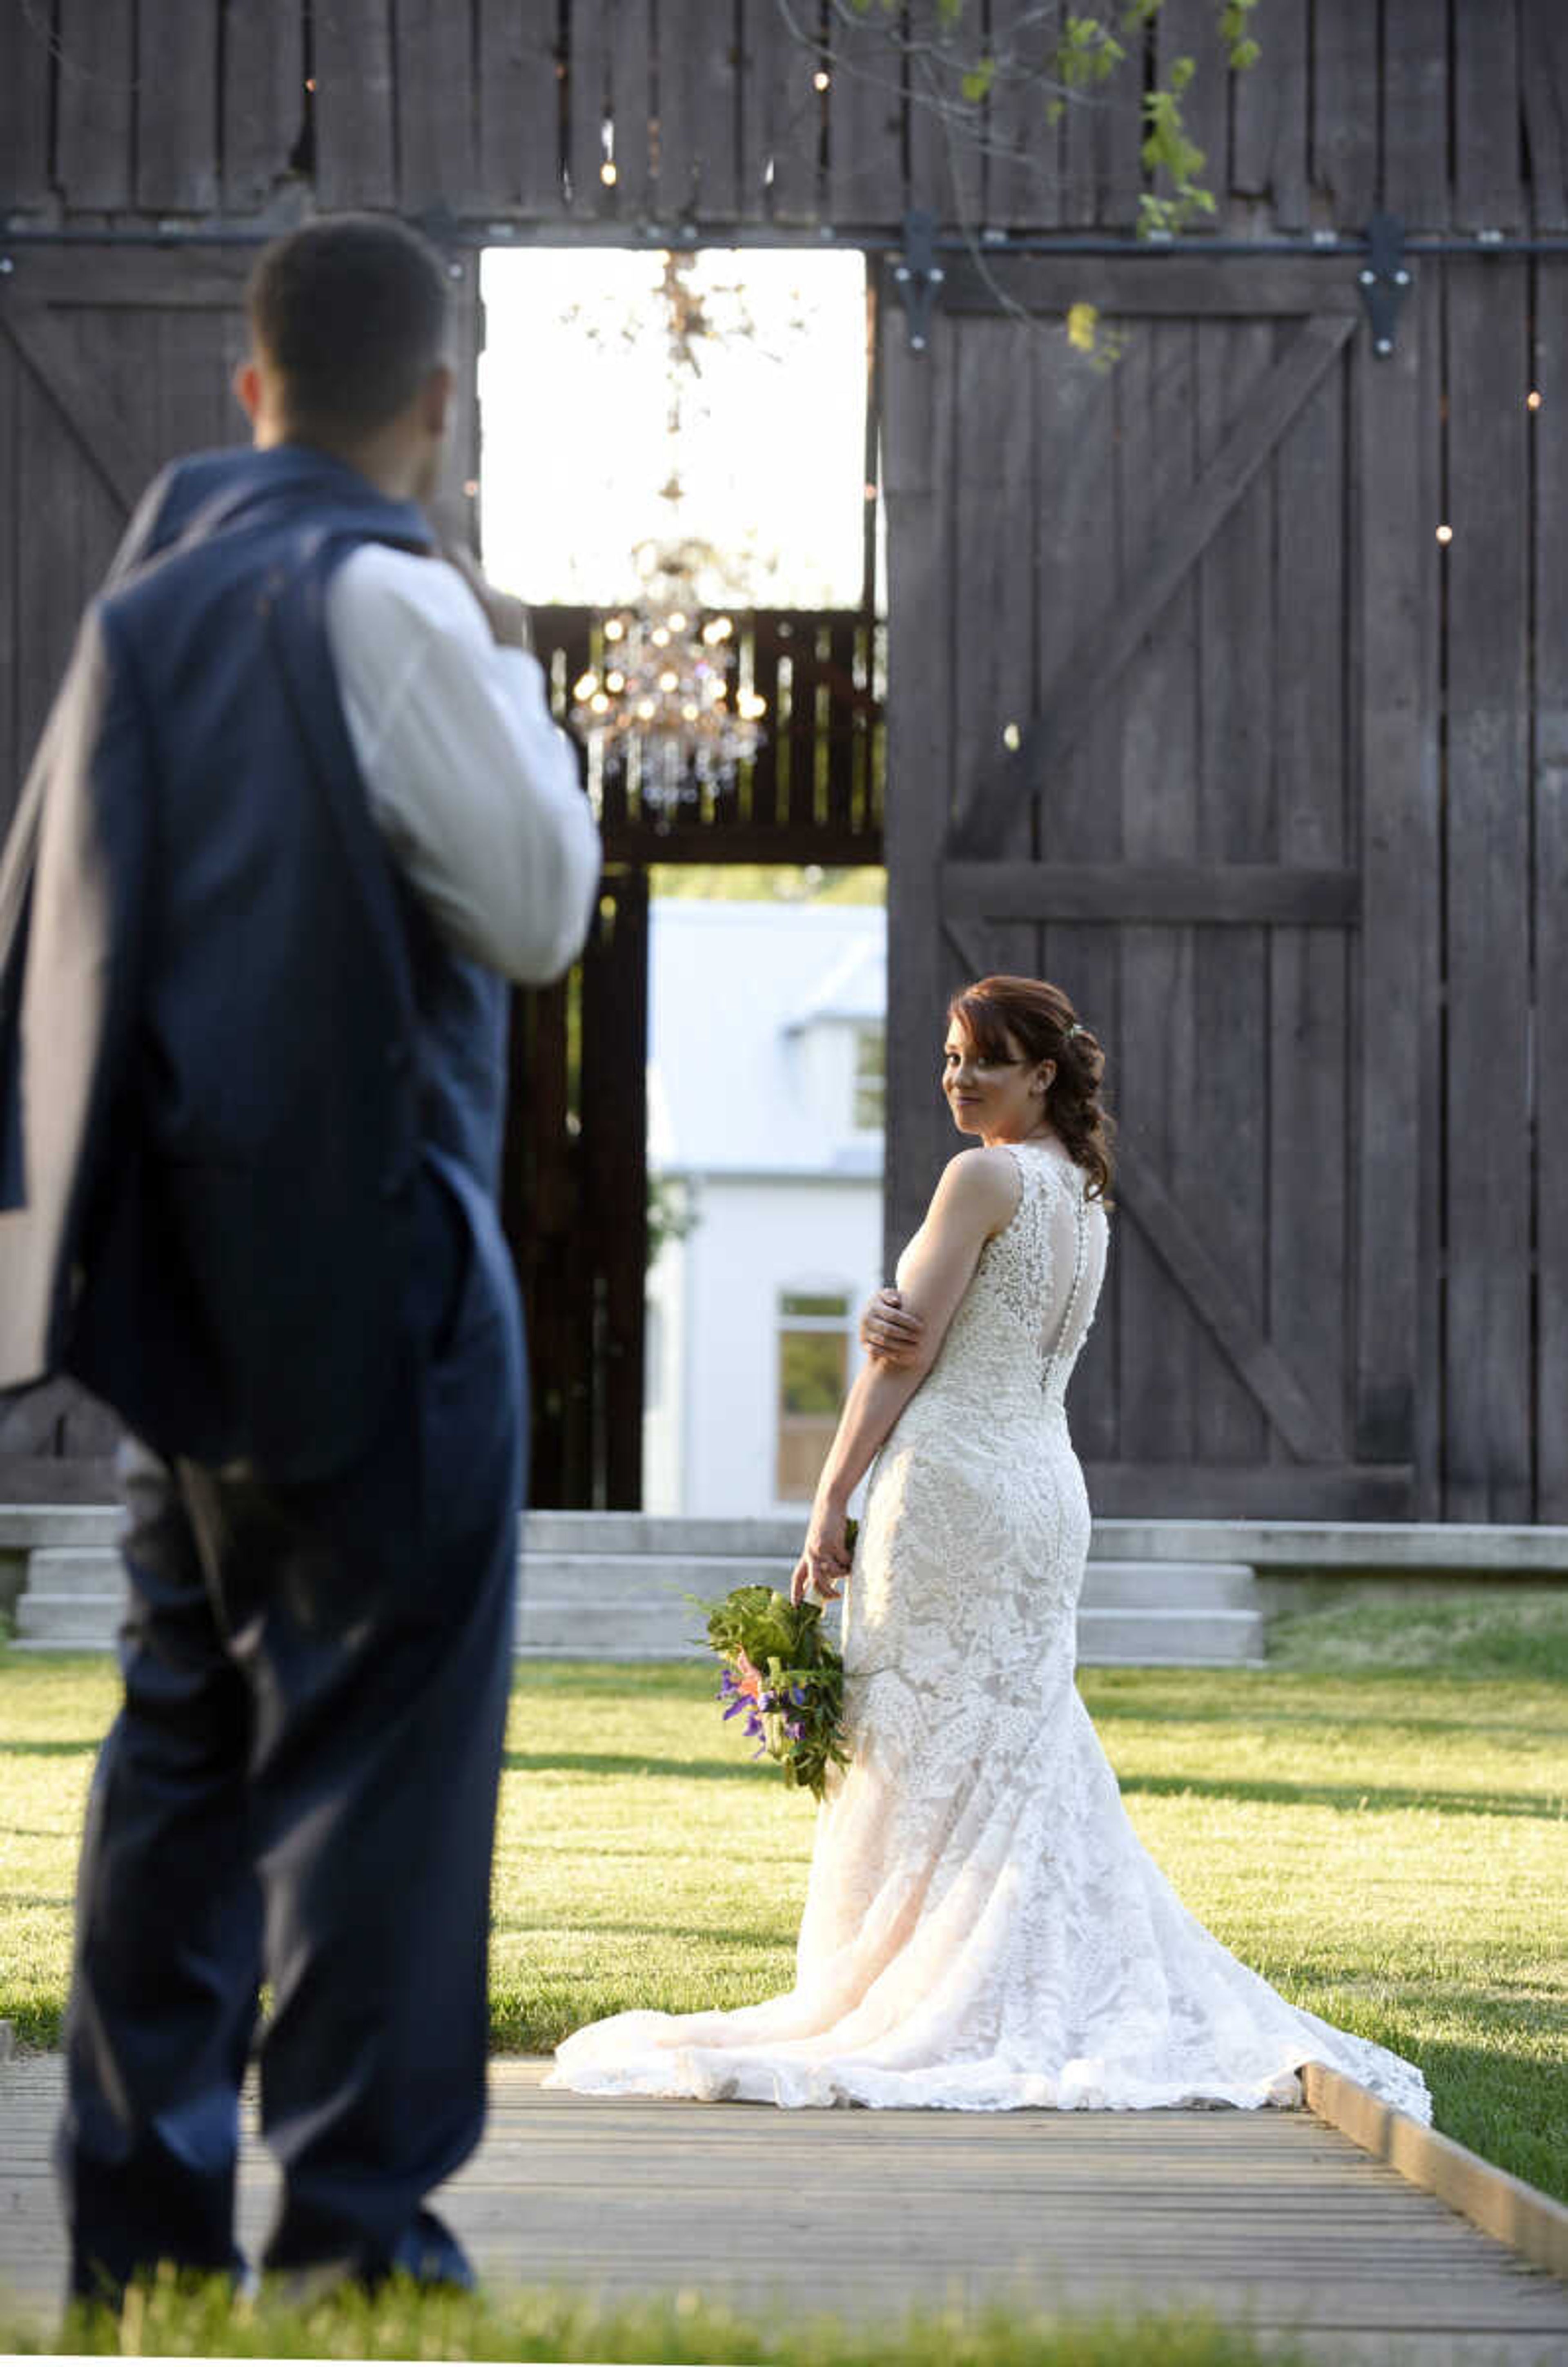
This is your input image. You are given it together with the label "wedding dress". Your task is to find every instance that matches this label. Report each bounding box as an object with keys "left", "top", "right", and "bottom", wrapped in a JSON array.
[{"left": 548, "top": 1137, "right": 1431, "bottom": 2120}]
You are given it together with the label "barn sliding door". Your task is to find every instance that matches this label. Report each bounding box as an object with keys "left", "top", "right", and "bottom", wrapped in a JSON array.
[{"left": 881, "top": 254, "right": 1434, "bottom": 1519}]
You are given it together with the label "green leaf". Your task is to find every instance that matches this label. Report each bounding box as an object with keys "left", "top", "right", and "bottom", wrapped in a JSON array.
[{"left": 960, "top": 56, "right": 997, "bottom": 104}]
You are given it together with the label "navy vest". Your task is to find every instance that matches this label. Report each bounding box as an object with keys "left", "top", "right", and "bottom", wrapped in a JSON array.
[{"left": 61, "top": 445, "right": 512, "bottom": 1480}]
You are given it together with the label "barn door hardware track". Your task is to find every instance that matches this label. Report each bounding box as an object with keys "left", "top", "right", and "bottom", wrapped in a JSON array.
[
  {"left": 891, "top": 211, "right": 944, "bottom": 352},
  {"left": 1357, "top": 214, "right": 1411, "bottom": 355}
]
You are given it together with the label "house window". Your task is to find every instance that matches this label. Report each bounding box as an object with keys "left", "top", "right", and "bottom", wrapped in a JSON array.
[
  {"left": 852, "top": 1023, "right": 885, "bottom": 1131},
  {"left": 777, "top": 1288, "right": 851, "bottom": 1500}
]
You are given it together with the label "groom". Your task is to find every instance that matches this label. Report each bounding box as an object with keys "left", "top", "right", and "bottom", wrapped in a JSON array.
[{"left": 0, "top": 215, "right": 599, "bottom": 2302}]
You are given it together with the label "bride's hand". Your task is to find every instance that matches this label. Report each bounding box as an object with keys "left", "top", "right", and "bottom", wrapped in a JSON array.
[{"left": 790, "top": 1504, "right": 852, "bottom": 1607}]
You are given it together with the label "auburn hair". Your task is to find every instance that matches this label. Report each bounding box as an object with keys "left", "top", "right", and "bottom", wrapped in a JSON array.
[{"left": 947, "top": 975, "right": 1116, "bottom": 1205}]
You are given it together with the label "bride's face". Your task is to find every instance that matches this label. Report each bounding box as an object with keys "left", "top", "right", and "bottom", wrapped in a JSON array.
[{"left": 942, "top": 1023, "right": 1053, "bottom": 1143}]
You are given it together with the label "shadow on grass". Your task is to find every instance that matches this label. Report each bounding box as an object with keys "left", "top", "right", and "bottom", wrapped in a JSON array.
[
  {"left": 1117, "top": 1770, "right": 1558, "bottom": 1819},
  {"left": 0, "top": 1739, "right": 101, "bottom": 1758},
  {"left": 501, "top": 1748, "right": 752, "bottom": 1782}
]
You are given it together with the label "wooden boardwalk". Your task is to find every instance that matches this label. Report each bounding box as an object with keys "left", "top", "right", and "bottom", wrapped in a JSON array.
[{"left": 2, "top": 2057, "right": 1565, "bottom": 2364}]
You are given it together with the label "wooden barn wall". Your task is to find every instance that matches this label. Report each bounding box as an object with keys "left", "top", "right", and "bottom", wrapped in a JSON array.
[
  {"left": 882, "top": 249, "right": 1566, "bottom": 1522},
  {"left": 1, "top": 1, "right": 1566, "bottom": 238},
  {"left": 0, "top": 0, "right": 1565, "bottom": 1518}
]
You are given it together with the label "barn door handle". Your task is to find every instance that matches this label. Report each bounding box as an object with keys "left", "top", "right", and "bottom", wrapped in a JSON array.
[
  {"left": 1357, "top": 214, "right": 1411, "bottom": 357},
  {"left": 891, "top": 210, "right": 944, "bottom": 354}
]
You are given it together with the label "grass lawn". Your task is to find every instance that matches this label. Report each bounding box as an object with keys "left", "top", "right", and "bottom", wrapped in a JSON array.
[
  {"left": 0, "top": 2278, "right": 1313, "bottom": 2365},
  {"left": 2, "top": 1591, "right": 1565, "bottom": 2218}
]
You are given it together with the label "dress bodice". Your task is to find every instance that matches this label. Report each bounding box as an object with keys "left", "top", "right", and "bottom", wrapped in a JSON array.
[{"left": 902, "top": 1137, "right": 1109, "bottom": 1428}]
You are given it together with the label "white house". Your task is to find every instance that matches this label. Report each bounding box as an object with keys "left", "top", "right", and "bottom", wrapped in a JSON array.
[{"left": 643, "top": 900, "right": 888, "bottom": 1517}]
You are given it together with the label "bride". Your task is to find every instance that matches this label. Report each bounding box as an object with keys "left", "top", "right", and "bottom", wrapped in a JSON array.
[{"left": 548, "top": 975, "right": 1430, "bottom": 2120}]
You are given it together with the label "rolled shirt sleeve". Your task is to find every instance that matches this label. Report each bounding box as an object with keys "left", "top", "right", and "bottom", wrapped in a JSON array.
[{"left": 325, "top": 542, "right": 600, "bottom": 983}]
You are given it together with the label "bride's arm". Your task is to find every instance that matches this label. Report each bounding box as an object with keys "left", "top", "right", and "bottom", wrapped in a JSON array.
[{"left": 790, "top": 1147, "right": 1019, "bottom": 1605}]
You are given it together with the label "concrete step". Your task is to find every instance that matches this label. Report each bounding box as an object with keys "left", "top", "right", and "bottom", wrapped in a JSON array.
[
  {"left": 7, "top": 1533, "right": 1266, "bottom": 1667},
  {"left": 12, "top": 1592, "right": 123, "bottom": 1645},
  {"left": 1077, "top": 1608, "right": 1265, "bottom": 1667}
]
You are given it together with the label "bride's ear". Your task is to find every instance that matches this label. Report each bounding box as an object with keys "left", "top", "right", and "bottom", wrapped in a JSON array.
[{"left": 1034, "top": 1062, "right": 1056, "bottom": 1096}]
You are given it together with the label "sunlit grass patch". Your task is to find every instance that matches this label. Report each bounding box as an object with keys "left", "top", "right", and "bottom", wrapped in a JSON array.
[{"left": 0, "top": 2267, "right": 1312, "bottom": 2364}]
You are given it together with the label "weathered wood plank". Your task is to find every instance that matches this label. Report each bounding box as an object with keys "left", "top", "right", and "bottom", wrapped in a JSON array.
[
  {"left": 1080, "top": 1460, "right": 1416, "bottom": 1518},
  {"left": 314, "top": 0, "right": 396, "bottom": 210},
  {"left": 827, "top": 2, "right": 906, "bottom": 230},
  {"left": 1381, "top": 0, "right": 1450, "bottom": 230},
  {"left": 950, "top": 313, "right": 1037, "bottom": 998},
  {"left": 1116, "top": 1141, "right": 1338, "bottom": 1467},
  {"left": 55, "top": 0, "right": 135, "bottom": 212},
  {"left": 881, "top": 296, "right": 959, "bottom": 1262},
  {"left": 478, "top": 2, "right": 563, "bottom": 217},
  {"left": 1310, "top": 0, "right": 1378, "bottom": 227},
  {"left": 657, "top": 0, "right": 741, "bottom": 221},
  {"left": 1353, "top": 256, "right": 1437, "bottom": 1507},
  {"left": 739, "top": 0, "right": 820, "bottom": 223},
  {"left": 0, "top": 0, "right": 52, "bottom": 210},
  {"left": 937, "top": 257, "right": 1361, "bottom": 320},
  {"left": 1193, "top": 318, "right": 1276, "bottom": 1465},
  {"left": 223, "top": 0, "right": 305, "bottom": 211},
  {"left": 1114, "top": 319, "right": 1199, "bottom": 1467},
  {"left": 567, "top": 0, "right": 611, "bottom": 217},
  {"left": 2, "top": 254, "right": 266, "bottom": 311},
  {"left": 6, "top": 2057, "right": 1567, "bottom": 2343},
  {"left": 1155, "top": 0, "right": 1229, "bottom": 227},
  {"left": 941, "top": 863, "right": 1358, "bottom": 927},
  {"left": 986, "top": 0, "right": 1060, "bottom": 231},
  {"left": 136, "top": 0, "right": 219, "bottom": 213},
  {"left": 1271, "top": 349, "right": 1352, "bottom": 1472},
  {"left": 1442, "top": 262, "right": 1532, "bottom": 1521},
  {"left": 954, "top": 314, "right": 1356, "bottom": 860},
  {"left": 0, "top": 300, "right": 148, "bottom": 518},
  {"left": 1030, "top": 325, "right": 1121, "bottom": 1458},
  {"left": 395, "top": 0, "right": 476, "bottom": 216},
  {"left": 579, "top": 870, "right": 648, "bottom": 1508},
  {"left": 1521, "top": 0, "right": 1568, "bottom": 232},
  {"left": 1232, "top": 0, "right": 1308, "bottom": 228},
  {"left": 1452, "top": 0, "right": 1523, "bottom": 232},
  {"left": 906, "top": 0, "right": 983, "bottom": 231},
  {"left": 1535, "top": 263, "right": 1568, "bottom": 1519}
]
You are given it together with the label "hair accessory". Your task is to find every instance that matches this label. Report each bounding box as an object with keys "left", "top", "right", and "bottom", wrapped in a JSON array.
[{"left": 1064, "top": 1021, "right": 1084, "bottom": 1041}]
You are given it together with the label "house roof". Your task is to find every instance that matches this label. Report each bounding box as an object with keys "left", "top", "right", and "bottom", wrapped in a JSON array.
[{"left": 648, "top": 899, "right": 886, "bottom": 1175}]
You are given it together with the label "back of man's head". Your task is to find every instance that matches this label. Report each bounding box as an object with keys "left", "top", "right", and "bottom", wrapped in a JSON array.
[{"left": 246, "top": 215, "right": 451, "bottom": 444}]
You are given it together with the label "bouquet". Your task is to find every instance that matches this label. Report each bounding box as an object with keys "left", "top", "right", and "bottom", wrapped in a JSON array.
[{"left": 690, "top": 1524, "right": 855, "bottom": 1801}]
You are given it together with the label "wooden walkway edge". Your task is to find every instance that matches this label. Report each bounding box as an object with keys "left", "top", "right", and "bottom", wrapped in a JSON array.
[
  {"left": 2, "top": 2055, "right": 1566, "bottom": 2365},
  {"left": 1303, "top": 2059, "right": 1568, "bottom": 2284}
]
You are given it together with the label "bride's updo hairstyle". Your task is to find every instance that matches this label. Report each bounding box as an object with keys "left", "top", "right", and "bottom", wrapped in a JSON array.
[{"left": 948, "top": 975, "right": 1116, "bottom": 1204}]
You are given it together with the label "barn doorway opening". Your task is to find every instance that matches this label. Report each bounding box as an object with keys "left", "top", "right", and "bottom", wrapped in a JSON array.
[{"left": 477, "top": 248, "right": 885, "bottom": 1511}]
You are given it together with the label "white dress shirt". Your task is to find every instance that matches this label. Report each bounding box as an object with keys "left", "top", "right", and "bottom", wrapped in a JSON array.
[{"left": 324, "top": 543, "right": 600, "bottom": 983}]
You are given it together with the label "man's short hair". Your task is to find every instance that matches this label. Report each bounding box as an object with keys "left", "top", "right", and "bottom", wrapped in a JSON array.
[{"left": 247, "top": 214, "right": 452, "bottom": 440}]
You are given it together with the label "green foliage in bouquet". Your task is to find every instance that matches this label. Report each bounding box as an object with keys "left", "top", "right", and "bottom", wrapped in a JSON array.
[{"left": 690, "top": 1523, "right": 856, "bottom": 1801}]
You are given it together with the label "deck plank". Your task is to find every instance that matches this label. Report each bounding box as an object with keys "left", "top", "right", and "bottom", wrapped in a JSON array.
[{"left": 2, "top": 2057, "right": 1564, "bottom": 2362}]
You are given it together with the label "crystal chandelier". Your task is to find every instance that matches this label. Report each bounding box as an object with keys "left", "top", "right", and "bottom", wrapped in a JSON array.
[
  {"left": 568, "top": 255, "right": 766, "bottom": 811},
  {"left": 570, "top": 538, "right": 765, "bottom": 810}
]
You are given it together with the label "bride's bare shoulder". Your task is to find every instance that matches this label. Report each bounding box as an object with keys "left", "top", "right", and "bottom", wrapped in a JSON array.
[{"left": 932, "top": 1145, "right": 1022, "bottom": 1231}]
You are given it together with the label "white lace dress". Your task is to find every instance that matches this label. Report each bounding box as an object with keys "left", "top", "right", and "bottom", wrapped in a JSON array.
[{"left": 548, "top": 1138, "right": 1431, "bottom": 2121}]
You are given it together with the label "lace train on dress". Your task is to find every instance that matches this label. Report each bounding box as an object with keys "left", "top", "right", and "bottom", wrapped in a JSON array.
[{"left": 548, "top": 1140, "right": 1430, "bottom": 2122}]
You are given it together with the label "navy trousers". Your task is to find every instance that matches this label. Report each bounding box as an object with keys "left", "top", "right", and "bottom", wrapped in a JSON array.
[{"left": 56, "top": 1158, "right": 524, "bottom": 2304}]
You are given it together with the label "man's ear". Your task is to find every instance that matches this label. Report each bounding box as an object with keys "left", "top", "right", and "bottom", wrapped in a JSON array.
[
  {"left": 232, "top": 357, "right": 264, "bottom": 429},
  {"left": 421, "top": 362, "right": 454, "bottom": 439}
]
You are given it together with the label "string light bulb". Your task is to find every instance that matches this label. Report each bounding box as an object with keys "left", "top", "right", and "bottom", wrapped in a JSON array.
[
  {"left": 1527, "top": 389, "right": 1544, "bottom": 410},
  {"left": 813, "top": 68, "right": 831, "bottom": 92},
  {"left": 1435, "top": 523, "right": 1454, "bottom": 545}
]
